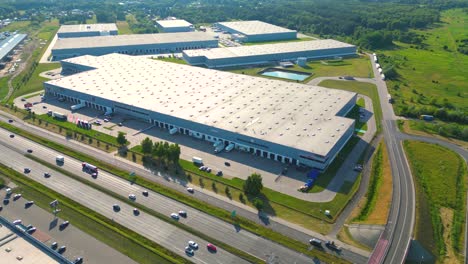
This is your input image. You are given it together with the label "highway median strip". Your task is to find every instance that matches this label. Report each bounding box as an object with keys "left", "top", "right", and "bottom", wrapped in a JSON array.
[
  {"left": 0, "top": 121, "right": 350, "bottom": 264},
  {"left": 0, "top": 163, "right": 190, "bottom": 264}
]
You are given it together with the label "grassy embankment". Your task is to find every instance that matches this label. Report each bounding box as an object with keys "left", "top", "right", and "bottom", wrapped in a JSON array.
[
  {"left": 0, "top": 164, "right": 189, "bottom": 264},
  {"left": 337, "top": 141, "right": 392, "bottom": 251},
  {"left": 404, "top": 141, "right": 467, "bottom": 263},
  {"left": 229, "top": 55, "right": 373, "bottom": 83},
  {"left": 318, "top": 80, "right": 382, "bottom": 133},
  {"left": 380, "top": 9, "right": 467, "bottom": 140},
  {"left": 0, "top": 121, "right": 350, "bottom": 264}
]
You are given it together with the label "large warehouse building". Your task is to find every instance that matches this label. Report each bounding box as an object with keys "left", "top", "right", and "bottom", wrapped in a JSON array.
[
  {"left": 57, "top": 23, "right": 118, "bottom": 38},
  {"left": 156, "top": 19, "right": 194, "bottom": 33},
  {"left": 0, "top": 33, "right": 27, "bottom": 62},
  {"left": 215, "top": 20, "right": 297, "bottom": 42},
  {"left": 51, "top": 32, "right": 218, "bottom": 61},
  {"left": 183, "top": 39, "right": 357, "bottom": 68},
  {"left": 44, "top": 53, "right": 356, "bottom": 170}
]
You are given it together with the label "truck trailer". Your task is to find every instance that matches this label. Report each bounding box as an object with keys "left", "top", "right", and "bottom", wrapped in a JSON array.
[{"left": 82, "top": 162, "right": 98, "bottom": 173}]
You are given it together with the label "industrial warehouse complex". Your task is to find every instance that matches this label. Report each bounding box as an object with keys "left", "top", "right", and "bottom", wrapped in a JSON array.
[
  {"left": 183, "top": 39, "right": 357, "bottom": 68},
  {"left": 51, "top": 32, "right": 218, "bottom": 60},
  {"left": 0, "top": 33, "right": 27, "bottom": 62},
  {"left": 44, "top": 53, "right": 356, "bottom": 170},
  {"left": 215, "top": 20, "right": 297, "bottom": 42},
  {"left": 156, "top": 19, "right": 194, "bottom": 33},
  {"left": 57, "top": 23, "right": 118, "bottom": 38}
]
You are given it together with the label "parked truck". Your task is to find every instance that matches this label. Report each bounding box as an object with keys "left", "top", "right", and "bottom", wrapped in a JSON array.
[
  {"left": 225, "top": 143, "right": 235, "bottom": 152},
  {"left": 82, "top": 162, "right": 98, "bottom": 173},
  {"left": 70, "top": 102, "right": 85, "bottom": 111},
  {"left": 192, "top": 156, "right": 203, "bottom": 165},
  {"left": 52, "top": 112, "right": 66, "bottom": 120}
]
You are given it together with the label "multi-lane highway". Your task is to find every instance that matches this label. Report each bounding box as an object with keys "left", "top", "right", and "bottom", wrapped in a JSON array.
[
  {"left": 0, "top": 113, "right": 370, "bottom": 263},
  {"left": 0, "top": 133, "right": 250, "bottom": 264},
  {"left": 0, "top": 127, "right": 333, "bottom": 264}
]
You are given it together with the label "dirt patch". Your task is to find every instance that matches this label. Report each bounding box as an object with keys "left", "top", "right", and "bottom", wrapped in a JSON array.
[
  {"left": 440, "top": 207, "right": 459, "bottom": 264},
  {"left": 365, "top": 142, "right": 393, "bottom": 224}
]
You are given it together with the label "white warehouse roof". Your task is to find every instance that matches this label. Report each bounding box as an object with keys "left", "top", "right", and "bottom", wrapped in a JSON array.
[
  {"left": 47, "top": 54, "right": 355, "bottom": 156},
  {"left": 52, "top": 32, "right": 216, "bottom": 50},
  {"left": 217, "top": 20, "right": 296, "bottom": 35},
  {"left": 184, "top": 39, "right": 355, "bottom": 59},
  {"left": 57, "top": 23, "right": 118, "bottom": 33},
  {"left": 156, "top": 19, "right": 193, "bottom": 28}
]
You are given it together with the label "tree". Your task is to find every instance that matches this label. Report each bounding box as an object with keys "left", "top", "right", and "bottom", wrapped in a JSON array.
[
  {"left": 243, "top": 173, "right": 263, "bottom": 196},
  {"left": 141, "top": 137, "right": 153, "bottom": 155},
  {"left": 252, "top": 198, "right": 264, "bottom": 211},
  {"left": 117, "top": 132, "right": 127, "bottom": 146}
]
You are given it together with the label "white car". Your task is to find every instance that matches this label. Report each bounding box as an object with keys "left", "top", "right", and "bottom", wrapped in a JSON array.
[
  {"left": 128, "top": 194, "right": 136, "bottom": 200},
  {"left": 170, "top": 213, "right": 179, "bottom": 220},
  {"left": 188, "top": 241, "right": 198, "bottom": 249},
  {"left": 12, "top": 219, "right": 22, "bottom": 225},
  {"left": 186, "top": 187, "right": 194, "bottom": 193},
  {"left": 185, "top": 246, "right": 194, "bottom": 255}
]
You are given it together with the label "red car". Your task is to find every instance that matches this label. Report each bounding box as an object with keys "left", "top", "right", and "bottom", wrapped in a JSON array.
[{"left": 207, "top": 243, "right": 217, "bottom": 252}]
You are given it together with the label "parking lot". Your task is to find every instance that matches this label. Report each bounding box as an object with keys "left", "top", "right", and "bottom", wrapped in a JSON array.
[
  {"left": 0, "top": 187, "right": 136, "bottom": 264},
  {"left": 16, "top": 94, "right": 314, "bottom": 199}
]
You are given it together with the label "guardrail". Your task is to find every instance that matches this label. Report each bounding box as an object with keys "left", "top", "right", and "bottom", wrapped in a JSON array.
[{"left": 0, "top": 215, "right": 73, "bottom": 264}]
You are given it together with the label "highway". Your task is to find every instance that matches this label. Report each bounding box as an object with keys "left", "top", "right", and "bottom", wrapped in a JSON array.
[
  {"left": 0, "top": 127, "right": 328, "bottom": 264},
  {"left": 367, "top": 55, "right": 415, "bottom": 264},
  {"left": 0, "top": 113, "right": 370, "bottom": 263},
  {"left": 0, "top": 134, "right": 250, "bottom": 264}
]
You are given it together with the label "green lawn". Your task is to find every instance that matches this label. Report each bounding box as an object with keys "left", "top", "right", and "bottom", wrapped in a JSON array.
[
  {"left": 0, "top": 77, "right": 9, "bottom": 101},
  {"left": 229, "top": 55, "right": 373, "bottom": 82},
  {"left": 404, "top": 141, "right": 467, "bottom": 262},
  {"left": 116, "top": 20, "right": 133, "bottom": 34},
  {"left": 0, "top": 21, "right": 32, "bottom": 33},
  {"left": 381, "top": 9, "right": 468, "bottom": 115},
  {"left": 318, "top": 80, "right": 382, "bottom": 132}
]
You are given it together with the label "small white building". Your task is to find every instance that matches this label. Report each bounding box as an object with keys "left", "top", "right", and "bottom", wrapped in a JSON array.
[{"left": 156, "top": 19, "right": 194, "bottom": 33}]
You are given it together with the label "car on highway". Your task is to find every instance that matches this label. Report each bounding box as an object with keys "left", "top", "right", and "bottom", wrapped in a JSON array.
[
  {"left": 58, "top": 246, "right": 67, "bottom": 254},
  {"left": 27, "top": 227, "right": 37, "bottom": 234},
  {"left": 25, "top": 201, "right": 34, "bottom": 207},
  {"left": 60, "top": 221, "right": 69, "bottom": 229},
  {"left": 353, "top": 164, "right": 363, "bottom": 172},
  {"left": 25, "top": 224, "right": 33, "bottom": 230},
  {"left": 24, "top": 168, "right": 31, "bottom": 173},
  {"left": 207, "top": 243, "right": 217, "bottom": 252},
  {"left": 8, "top": 119, "right": 13, "bottom": 123},
  {"left": 13, "top": 194, "right": 22, "bottom": 200},
  {"left": 186, "top": 187, "right": 194, "bottom": 193},
  {"left": 185, "top": 246, "right": 194, "bottom": 255},
  {"left": 178, "top": 210, "right": 187, "bottom": 217},
  {"left": 73, "top": 257, "right": 84, "bottom": 264},
  {"left": 170, "top": 213, "right": 180, "bottom": 220},
  {"left": 199, "top": 166, "right": 206, "bottom": 171},
  {"left": 3, "top": 199, "right": 9, "bottom": 205},
  {"left": 26, "top": 149, "right": 33, "bottom": 153},
  {"left": 188, "top": 241, "right": 198, "bottom": 249},
  {"left": 6, "top": 188, "right": 11, "bottom": 194},
  {"left": 9, "top": 134, "right": 14, "bottom": 138},
  {"left": 325, "top": 241, "right": 341, "bottom": 251},
  {"left": 0, "top": 205, "right": 2, "bottom": 211},
  {"left": 51, "top": 242, "right": 58, "bottom": 249},
  {"left": 206, "top": 167, "right": 212, "bottom": 173},
  {"left": 133, "top": 208, "right": 140, "bottom": 215},
  {"left": 216, "top": 171, "right": 223, "bottom": 176},
  {"left": 224, "top": 161, "right": 230, "bottom": 166},
  {"left": 113, "top": 204, "right": 120, "bottom": 211},
  {"left": 142, "top": 190, "right": 149, "bottom": 196},
  {"left": 309, "top": 238, "right": 322, "bottom": 247},
  {"left": 12, "top": 219, "right": 22, "bottom": 225},
  {"left": 91, "top": 172, "right": 98, "bottom": 178},
  {"left": 44, "top": 172, "right": 51, "bottom": 178},
  {"left": 128, "top": 194, "right": 136, "bottom": 200}
]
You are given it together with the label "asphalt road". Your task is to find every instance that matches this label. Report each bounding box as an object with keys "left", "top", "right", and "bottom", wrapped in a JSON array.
[
  {"left": 0, "top": 189, "right": 137, "bottom": 264},
  {"left": 0, "top": 113, "right": 369, "bottom": 263},
  {"left": 0, "top": 127, "right": 322, "bottom": 264},
  {"left": 0, "top": 136, "right": 249, "bottom": 264}
]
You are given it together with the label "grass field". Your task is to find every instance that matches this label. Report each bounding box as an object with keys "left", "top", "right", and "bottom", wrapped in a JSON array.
[
  {"left": 0, "top": 77, "right": 9, "bottom": 100},
  {"left": 10, "top": 63, "right": 60, "bottom": 99},
  {"left": 404, "top": 140, "right": 467, "bottom": 263},
  {"left": 229, "top": 55, "right": 373, "bottom": 82},
  {"left": 318, "top": 80, "right": 382, "bottom": 132},
  {"left": 116, "top": 20, "right": 133, "bottom": 34},
  {"left": 381, "top": 9, "right": 468, "bottom": 115}
]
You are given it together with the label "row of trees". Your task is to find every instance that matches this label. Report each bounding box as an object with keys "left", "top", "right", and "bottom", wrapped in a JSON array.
[{"left": 140, "top": 137, "right": 181, "bottom": 165}]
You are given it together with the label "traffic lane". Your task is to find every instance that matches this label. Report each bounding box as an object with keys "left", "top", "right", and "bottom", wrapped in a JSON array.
[
  {"left": 397, "top": 132, "right": 468, "bottom": 160},
  {"left": 0, "top": 190, "right": 137, "bottom": 264},
  {"left": 0, "top": 116, "right": 369, "bottom": 263},
  {"left": 1, "top": 128, "right": 316, "bottom": 264},
  {"left": 0, "top": 145, "right": 248, "bottom": 264}
]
